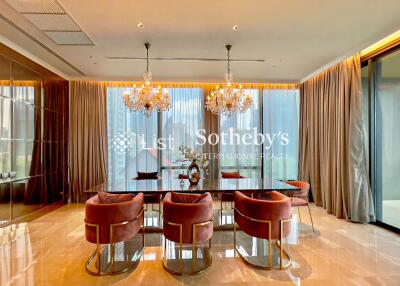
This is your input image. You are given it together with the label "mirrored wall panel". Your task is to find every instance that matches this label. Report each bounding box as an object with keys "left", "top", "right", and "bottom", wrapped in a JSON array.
[{"left": 0, "top": 49, "right": 68, "bottom": 226}]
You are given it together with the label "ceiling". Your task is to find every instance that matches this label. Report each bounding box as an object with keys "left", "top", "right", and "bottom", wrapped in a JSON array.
[{"left": 1, "top": 0, "right": 400, "bottom": 82}]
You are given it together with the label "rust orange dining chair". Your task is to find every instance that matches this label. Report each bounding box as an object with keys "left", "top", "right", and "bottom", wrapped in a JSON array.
[
  {"left": 84, "top": 192, "right": 145, "bottom": 276},
  {"left": 234, "top": 191, "right": 292, "bottom": 270},
  {"left": 162, "top": 192, "right": 214, "bottom": 275},
  {"left": 285, "top": 180, "right": 314, "bottom": 232}
]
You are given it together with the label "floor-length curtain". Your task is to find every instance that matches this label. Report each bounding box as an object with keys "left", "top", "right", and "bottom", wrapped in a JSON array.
[
  {"left": 219, "top": 89, "right": 261, "bottom": 177},
  {"left": 25, "top": 81, "right": 42, "bottom": 204},
  {"left": 202, "top": 85, "right": 220, "bottom": 179},
  {"left": 161, "top": 87, "right": 204, "bottom": 176},
  {"left": 69, "top": 81, "right": 108, "bottom": 202},
  {"left": 299, "top": 54, "right": 375, "bottom": 222},
  {"left": 263, "top": 89, "right": 299, "bottom": 180},
  {"left": 107, "top": 87, "right": 158, "bottom": 191}
]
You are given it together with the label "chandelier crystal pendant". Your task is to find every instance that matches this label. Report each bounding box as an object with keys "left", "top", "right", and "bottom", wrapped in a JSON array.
[
  {"left": 123, "top": 42, "right": 171, "bottom": 117},
  {"left": 205, "top": 45, "right": 253, "bottom": 116}
]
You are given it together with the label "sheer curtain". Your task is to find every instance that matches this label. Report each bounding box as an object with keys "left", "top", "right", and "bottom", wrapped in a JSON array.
[
  {"left": 107, "top": 87, "right": 158, "bottom": 191},
  {"left": 219, "top": 89, "right": 261, "bottom": 177},
  {"left": 161, "top": 88, "right": 204, "bottom": 177},
  {"left": 263, "top": 89, "right": 300, "bottom": 180}
]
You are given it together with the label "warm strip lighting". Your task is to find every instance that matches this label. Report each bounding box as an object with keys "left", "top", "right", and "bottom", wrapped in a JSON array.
[{"left": 361, "top": 30, "right": 400, "bottom": 59}]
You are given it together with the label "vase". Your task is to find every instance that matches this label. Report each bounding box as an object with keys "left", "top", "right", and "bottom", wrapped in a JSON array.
[{"left": 188, "top": 159, "right": 201, "bottom": 186}]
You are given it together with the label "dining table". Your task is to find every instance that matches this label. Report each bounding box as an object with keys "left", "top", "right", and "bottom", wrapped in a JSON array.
[{"left": 101, "top": 177, "right": 300, "bottom": 194}]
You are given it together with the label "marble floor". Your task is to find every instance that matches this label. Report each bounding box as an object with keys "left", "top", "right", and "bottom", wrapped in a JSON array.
[{"left": 1, "top": 203, "right": 400, "bottom": 286}]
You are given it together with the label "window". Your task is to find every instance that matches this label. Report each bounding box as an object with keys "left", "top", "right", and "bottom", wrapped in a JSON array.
[
  {"left": 107, "top": 85, "right": 301, "bottom": 183},
  {"left": 107, "top": 87, "right": 158, "bottom": 190},
  {"left": 219, "top": 89, "right": 261, "bottom": 177},
  {"left": 107, "top": 87, "right": 205, "bottom": 184},
  {"left": 263, "top": 89, "right": 300, "bottom": 180},
  {"left": 161, "top": 88, "right": 204, "bottom": 168}
]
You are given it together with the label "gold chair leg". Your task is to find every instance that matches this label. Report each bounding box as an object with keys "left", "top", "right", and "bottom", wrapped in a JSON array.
[
  {"left": 179, "top": 225, "right": 183, "bottom": 274},
  {"left": 279, "top": 220, "right": 292, "bottom": 270},
  {"left": 96, "top": 243, "right": 101, "bottom": 275},
  {"left": 192, "top": 225, "right": 196, "bottom": 274},
  {"left": 307, "top": 203, "right": 315, "bottom": 232},
  {"left": 111, "top": 243, "right": 115, "bottom": 274},
  {"left": 297, "top": 207, "right": 302, "bottom": 223},
  {"left": 268, "top": 224, "right": 272, "bottom": 269}
]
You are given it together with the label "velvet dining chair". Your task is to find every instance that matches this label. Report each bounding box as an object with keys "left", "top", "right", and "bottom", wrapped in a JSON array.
[
  {"left": 234, "top": 191, "right": 292, "bottom": 270},
  {"left": 162, "top": 192, "right": 214, "bottom": 275},
  {"left": 284, "top": 180, "right": 314, "bottom": 232},
  {"left": 84, "top": 192, "right": 145, "bottom": 276},
  {"left": 134, "top": 172, "right": 162, "bottom": 227},
  {"left": 219, "top": 171, "right": 247, "bottom": 225}
]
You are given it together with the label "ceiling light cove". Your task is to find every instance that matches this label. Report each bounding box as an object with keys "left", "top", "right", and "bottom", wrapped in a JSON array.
[
  {"left": 137, "top": 22, "right": 144, "bottom": 29},
  {"left": 232, "top": 25, "right": 239, "bottom": 31}
]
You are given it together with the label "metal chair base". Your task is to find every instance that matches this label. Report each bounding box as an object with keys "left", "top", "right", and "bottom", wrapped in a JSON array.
[
  {"left": 233, "top": 226, "right": 292, "bottom": 270},
  {"left": 162, "top": 239, "right": 212, "bottom": 275},
  {"left": 233, "top": 208, "right": 292, "bottom": 270},
  {"left": 162, "top": 218, "right": 214, "bottom": 275},
  {"left": 297, "top": 204, "right": 315, "bottom": 232},
  {"left": 85, "top": 209, "right": 145, "bottom": 276},
  {"left": 85, "top": 240, "right": 144, "bottom": 276}
]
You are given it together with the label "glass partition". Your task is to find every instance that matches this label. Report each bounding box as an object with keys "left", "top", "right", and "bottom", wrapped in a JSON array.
[{"left": 374, "top": 49, "right": 400, "bottom": 229}]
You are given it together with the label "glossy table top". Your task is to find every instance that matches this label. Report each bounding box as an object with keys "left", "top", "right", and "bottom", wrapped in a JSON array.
[{"left": 103, "top": 177, "right": 299, "bottom": 194}]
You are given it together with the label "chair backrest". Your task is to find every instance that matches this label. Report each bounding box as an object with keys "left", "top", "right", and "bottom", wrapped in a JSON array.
[
  {"left": 220, "top": 171, "right": 246, "bottom": 179},
  {"left": 163, "top": 192, "right": 213, "bottom": 244},
  {"left": 234, "top": 191, "right": 291, "bottom": 240},
  {"left": 286, "top": 180, "right": 310, "bottom": 200},
  {"left": 85, "top": 193, "right": 144, "bottom": 244}
]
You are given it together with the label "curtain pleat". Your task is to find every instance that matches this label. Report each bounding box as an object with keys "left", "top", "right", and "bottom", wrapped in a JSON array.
[
  {"left": 69, "top": 81, "right": 108, "bottom": 202},
  {"left": 298, "top": 55, "right": 375, "bottom": 222}
]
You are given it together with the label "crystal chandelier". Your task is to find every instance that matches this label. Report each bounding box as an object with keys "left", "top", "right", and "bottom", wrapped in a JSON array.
[
  {"left": 205, "top": 45, "right": 253, "bottom": 116},
  {"left": 123, "top": 43, "right": 171, "bottom": 117}
]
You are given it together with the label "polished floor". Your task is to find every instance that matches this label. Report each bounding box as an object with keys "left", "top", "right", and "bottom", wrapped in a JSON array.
[{"left": 1, "top": 203, "right": 400, "bottom": 286}]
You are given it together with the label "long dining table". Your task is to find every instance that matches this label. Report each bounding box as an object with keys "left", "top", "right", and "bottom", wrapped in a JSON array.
[{"left": 104, "top": 177, "right": 300, "bottom": 194}]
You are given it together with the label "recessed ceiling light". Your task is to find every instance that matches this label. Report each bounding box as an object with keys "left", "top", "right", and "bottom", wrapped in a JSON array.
[
  {"left": 232, "top": 25, "right": 239, "bottom": 30},
  {"left": 87, "top": 56, "right": 92, "bottom": 59},
  {"left": 137, "top": 22, "right": 144, "bottom": 28}
]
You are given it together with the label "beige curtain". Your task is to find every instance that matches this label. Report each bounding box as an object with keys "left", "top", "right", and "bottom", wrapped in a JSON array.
[
  {"left": 299, "top": 55, "right": 375, "bottom": 222},
  {"left": 202, "top": 85, "right": 220, "bottom": 179},
  {"left": 69, "top": 81, "right": 108, "bottom": 202}
]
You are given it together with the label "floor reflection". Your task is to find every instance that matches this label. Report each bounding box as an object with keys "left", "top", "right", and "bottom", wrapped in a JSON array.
[{"left": 0, "top": 223, "right": 34, "bottom": 286}]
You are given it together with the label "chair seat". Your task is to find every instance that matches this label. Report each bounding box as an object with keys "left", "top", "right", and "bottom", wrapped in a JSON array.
[{"left": 291, "top": 197, "right": 308, "bottom": 207}]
